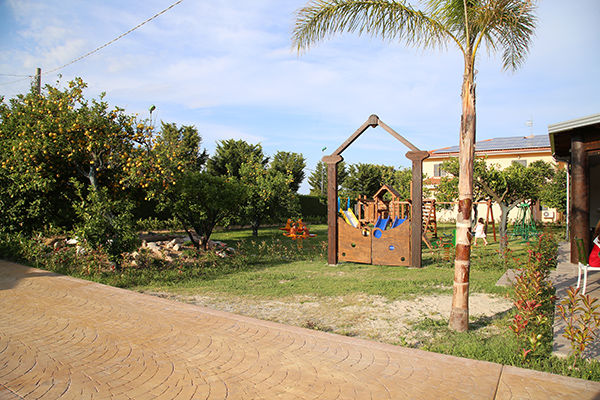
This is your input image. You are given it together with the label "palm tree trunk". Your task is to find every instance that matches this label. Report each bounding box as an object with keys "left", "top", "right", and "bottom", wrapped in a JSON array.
[{"left": 449, "top": 58, "right": 476, "bottom": 332}]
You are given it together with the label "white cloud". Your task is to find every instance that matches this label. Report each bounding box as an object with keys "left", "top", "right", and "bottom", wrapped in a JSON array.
[{"left": 193, "top": 122, "right": 266, "bottom": 149}]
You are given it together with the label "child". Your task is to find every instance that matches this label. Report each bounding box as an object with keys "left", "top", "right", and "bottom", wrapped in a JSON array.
[{"left": 473, "top": 217, "right": 487, "bottom": 246}]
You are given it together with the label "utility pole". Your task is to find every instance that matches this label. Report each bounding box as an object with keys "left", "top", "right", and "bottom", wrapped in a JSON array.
[
  {"left": 320, "top": 146, "right": 327, "bottom": 195},
  {"left": 34, "top": 68, "right": 41, "bottom": 95}
]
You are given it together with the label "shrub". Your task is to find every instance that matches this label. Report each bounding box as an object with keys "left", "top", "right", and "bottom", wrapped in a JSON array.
[
  {"left": 509, "top": 231, "right": 558, "bottom": 361},
  {"left": 531, "top": 232, "right": 559, "bottom": 272},
  {"left": 557, "top": 287, "right": 600, "bottom": 362},
  {"left": 73, "top": 186, "right": 139, "bottom": 264},
  {"left": 0, "top": 231, "right": 114, "bottom": 276},
  {"left": 135, "top": 217, "right": 180, "bottom": 232},
  {"left": 298, "top": 195, "right": 327, "bottom": 223}
]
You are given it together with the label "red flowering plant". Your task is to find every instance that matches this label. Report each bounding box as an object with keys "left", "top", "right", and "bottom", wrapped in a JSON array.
[
  {"left": 510, "top": 233, "right": 557, "bottom": 362},
  {"left": 557, "top": 287, "right": 600, "bottom": 365}
]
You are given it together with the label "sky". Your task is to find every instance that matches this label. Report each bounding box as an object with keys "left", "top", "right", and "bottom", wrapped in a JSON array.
[{"left": 1, "top": 0, "right": 599, "bottom": 193}]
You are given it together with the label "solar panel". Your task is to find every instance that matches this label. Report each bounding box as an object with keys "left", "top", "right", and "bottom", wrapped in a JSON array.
[{"left": 432, "top": 135, "right": 550, "bottom": 154}]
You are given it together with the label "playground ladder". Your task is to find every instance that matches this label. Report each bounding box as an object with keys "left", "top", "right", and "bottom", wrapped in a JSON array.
[
  {"left": 420, "top": 199, "right": 438, "bottom": 250},
  {"left": 422, "top": 199, "right": 438, "bottom": 239}
]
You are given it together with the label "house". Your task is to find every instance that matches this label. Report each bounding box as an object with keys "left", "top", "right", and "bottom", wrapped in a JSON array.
[
  {"left": 423, "top": 134, "right": 563, "bottom": 223},
  {"left": 548, "top": 113, "right": 600, "bottom": 263}
]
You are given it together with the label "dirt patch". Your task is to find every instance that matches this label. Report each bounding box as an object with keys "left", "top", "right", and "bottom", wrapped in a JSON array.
[{"left": 144, "top": 291, "right": 513, "bottom": 346}]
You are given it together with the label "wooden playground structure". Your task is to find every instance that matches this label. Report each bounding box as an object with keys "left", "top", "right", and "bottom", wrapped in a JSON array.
[
  {"left": 322, "top": 115, "right": 429, "bottom": 268},
  {"left": 321, "top": 115, "right": 502, "bottom": 268},
  {"left": 340, "top": 185, "right": 412, "bottom": 266},
  {"left": 355, "top": 185, "right": 410, "bottom": 223},
  {"left": 355, "top": 185, "right": 438, "bottom": 246}
]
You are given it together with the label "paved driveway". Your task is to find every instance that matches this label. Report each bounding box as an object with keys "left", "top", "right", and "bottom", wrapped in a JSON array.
[{"left": 1, "top": 260, "right": 599, "bottom": 399}]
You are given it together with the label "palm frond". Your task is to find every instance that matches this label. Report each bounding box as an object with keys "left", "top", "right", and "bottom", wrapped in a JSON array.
[
  {"left": 292, "top": 0, "right": 458, "bottom": 53},
  {"left": 426, "top": 0, "right": 473, "bottom": 45},
  {"left": 472, "top": 0, "right": 537, "bottom": 70}
]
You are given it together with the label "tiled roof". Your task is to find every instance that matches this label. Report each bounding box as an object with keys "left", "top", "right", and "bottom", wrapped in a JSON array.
[{"left": 430, "top": 135, "right": 550, "bottom": 155}]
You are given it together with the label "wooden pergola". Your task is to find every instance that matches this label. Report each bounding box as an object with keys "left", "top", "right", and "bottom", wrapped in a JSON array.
[
  {"left": 549, "top": 113, "right": 600, "bottom": 262},
  {"left": 322, "top": 114, "right": 429, "bottom": 268}
]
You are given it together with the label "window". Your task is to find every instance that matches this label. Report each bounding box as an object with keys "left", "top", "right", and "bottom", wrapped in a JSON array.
[
  {"left": 433, "top": 163, "right": 448, "bottom": 177},
  {"left": 513, "top": 159, "right": 527, "bottom": 167}
]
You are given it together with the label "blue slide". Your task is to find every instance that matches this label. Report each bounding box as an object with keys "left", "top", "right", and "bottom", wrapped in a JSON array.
[
  {"left": 373, "top": 217, "right": 389, "bottom": 239},
  {"left": 392, "top": 217, "right": 406, "bottom": 228},
  {"left": 375, "top": 217, "right": 389, "bottom": 230}
]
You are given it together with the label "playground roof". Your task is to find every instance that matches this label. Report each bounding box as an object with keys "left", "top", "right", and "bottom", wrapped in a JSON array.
[
  {"left": 429, "top": 134, "right": 550, "bottom": 157},
  {"left": 373, "top": 184, "right": 402, "bottom": 200}
]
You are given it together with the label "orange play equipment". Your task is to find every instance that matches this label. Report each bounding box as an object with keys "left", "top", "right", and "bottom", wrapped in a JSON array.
[{"left": 281, "top": 219, "right": 316, "bottom": 240}]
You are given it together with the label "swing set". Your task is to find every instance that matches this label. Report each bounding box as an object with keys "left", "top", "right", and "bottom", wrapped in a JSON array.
[{"left": 512, "top": 202, "right": 538, "bottom": 240}]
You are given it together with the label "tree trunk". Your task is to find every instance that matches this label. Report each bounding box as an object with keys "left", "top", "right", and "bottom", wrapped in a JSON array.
[
  {"left": 200, "top": 236, "right": 209, "bottom": 251},
  {"left": 499, "top": 203, "right": 510, "bottom": 254},
  {"left": 199, "top": 220, "right": 215, "bottom": 251},
  {"left": 449, "top": 57, "right": 476, "bottom": 332},
  {"left": 176, "top": 214, "right": 200, "bottom": 250},
  {"left": 251, "top": 219, "right": 259, "bottom": 236},
  {"left": 86, "top": 165, "right": 98, "bottom": 190}
]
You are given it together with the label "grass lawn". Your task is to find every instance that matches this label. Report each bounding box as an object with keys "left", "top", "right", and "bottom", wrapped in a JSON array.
[
  {"left": 130, "top": 223, "right": 543, "bottom": 364},
  {"left": 138, "top": 223, "right": 517, "bottom": 300}
]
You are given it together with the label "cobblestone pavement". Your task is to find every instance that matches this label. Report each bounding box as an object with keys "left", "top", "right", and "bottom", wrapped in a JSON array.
[
  {"left": 552, "top": 242, "right": 600, "bottom": 359},
  {"left": 2, "top": 260, "right": 600, "bottom": 399}
]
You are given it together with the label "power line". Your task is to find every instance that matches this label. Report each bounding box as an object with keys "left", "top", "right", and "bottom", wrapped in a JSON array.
[
  {"left": 44, "top": 0, "right": 185, "bottom": 75},
  {"left": 0, "top": 0, "right": 184, "bottom": 91},
  {"left": 0, "top": 76, "right": 32, "bottom": 87},
  {"left": 0, "top": 73, "right": 31, "bottom": 77}
]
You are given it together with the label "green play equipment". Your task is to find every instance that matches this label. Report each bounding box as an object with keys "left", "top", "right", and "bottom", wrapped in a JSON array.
[{"left": 512, "top": 202, "right": 538, "bottom": 240}]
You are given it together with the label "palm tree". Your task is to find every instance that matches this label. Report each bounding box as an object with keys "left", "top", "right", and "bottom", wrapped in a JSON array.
[{"left": 292, "top": 0, "right": 537, "bottom": 331}]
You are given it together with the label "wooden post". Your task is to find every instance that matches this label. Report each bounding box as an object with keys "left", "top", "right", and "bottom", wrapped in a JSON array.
[
  {"left": 406, "top": 150, "right": 429, "bottom": 268},
  {"left": 487, "top": 199, "right": 497, "bottom": 242},
  {"left": 571, "top": 133, "right": 589, "bottom": 263},
  {"left": 432, "top": 199, "right": 437, "bottom": 238},
  {"left": 323, "top": 154, "right": 343, "bottom": 265}
]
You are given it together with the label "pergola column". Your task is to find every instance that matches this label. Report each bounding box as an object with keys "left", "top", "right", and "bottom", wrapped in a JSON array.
[
  {"left": 406, "top": 150, "right": 430, "bottom": 268},
  {"left": 323, "top": 154, "right": 343, "bottom": 266},
  {"left": 571, "top": 133, "right": 590, "bottom": 263}
]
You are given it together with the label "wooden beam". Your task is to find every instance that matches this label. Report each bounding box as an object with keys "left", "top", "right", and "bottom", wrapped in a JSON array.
[
  {"left": 584, "top": 139, "right": 600, "bottom": 152},
  {"left": 323, "top": 154, "right": 343, "bottom": 265},
  {"left": 406, "top": 150, "right": 429, "bottom": 268},
  {"left": 378, "top": 119, "right": 419, "bottom": 152},
  {"left": 331, "top": 115, "right": 378, "bottom": 156},
  {"left": 588, "top": 149, "right": 600, "bottom": 157},
  {"left": 570, "top": 133, "right": 590, "bottom": 263},
  {"left": 332, "top": 114, "right": 422, "bottom": 156}
]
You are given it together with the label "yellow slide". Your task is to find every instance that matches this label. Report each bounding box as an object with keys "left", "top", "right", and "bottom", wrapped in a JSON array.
[{"left": 342, "top": 209, "right": 360, "bottom": 228}]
